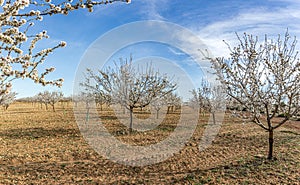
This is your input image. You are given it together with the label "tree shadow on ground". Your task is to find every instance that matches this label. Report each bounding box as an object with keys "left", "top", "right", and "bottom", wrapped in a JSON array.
[
  {"left": 0, "top": 127, "right": 79, "bottom": 140},
  {"left": 174, "top": 155, "right": 299, "bottom": 184},
  {"left": 1, "top": 145, "right": 298, "bottom": 184}
]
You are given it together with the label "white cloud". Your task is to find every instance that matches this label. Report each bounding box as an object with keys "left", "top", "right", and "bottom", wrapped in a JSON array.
[
  {"left": 141, "top": 0, "right": 170, "bottom": 20},
  {"left": 194, "top": 1, "right": 300, "bottom": 57},
  {"left": 168, "top": 47, "right": 186, "bottom": 56}
]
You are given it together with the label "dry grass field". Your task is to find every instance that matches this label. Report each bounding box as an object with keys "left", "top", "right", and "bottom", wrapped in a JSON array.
[{"left": 0, "top": 102, "right": 299, "bottom": 184}]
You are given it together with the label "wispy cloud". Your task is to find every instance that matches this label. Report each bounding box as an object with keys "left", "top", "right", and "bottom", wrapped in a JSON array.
[
  {"left": 168, "top": 47, "right": 186, "bottom": 56},
  {"left": 141, "top": 0, "right": 170, "bottom": 20},
  {"left": 194, "top": 1, "right": 300, "bottom": 57}
]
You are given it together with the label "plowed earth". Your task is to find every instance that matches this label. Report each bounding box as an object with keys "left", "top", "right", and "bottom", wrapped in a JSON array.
[{"left": 0, "top": 102, "right": 299, "bottom": 184}]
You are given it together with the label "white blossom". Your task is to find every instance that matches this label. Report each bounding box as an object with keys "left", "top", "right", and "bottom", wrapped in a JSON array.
[
  {"left": 81, "top": 57, "right": 177, "bottom": 131},
  {"left": 0, "top": 0, "right": 130, "bottom": 96},
  {"left": 208, "top": 31, "right": 300, "bottom": 159}
]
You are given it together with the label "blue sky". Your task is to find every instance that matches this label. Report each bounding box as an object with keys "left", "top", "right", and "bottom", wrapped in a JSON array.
[{"left": 12, "top": 0, "right": 300, "bottom": 98}]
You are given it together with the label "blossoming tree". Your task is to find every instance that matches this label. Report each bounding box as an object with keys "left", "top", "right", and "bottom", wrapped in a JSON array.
[
  {"left": 0, "top": 0, "right": 130, "bottom": 96},
  {"left": 36, "top": 90, "right": 63, "bottom": 111},
  {"left": 209, "top": 31, "right": 300, "bottom": 159},
  {"left": 150, "top": 92, "right": 181, "bottom": 119},
  {"left": 0, "top": 91, "right": 17, "bottom": 110},
  {"left": 82, "top": 57, "right": 177, "bottom": 132},
  {"left": 190, "top": 79, "right": 211, "bottom": 116},
  {"left": 190, "top": 79, "right": 225, "bottom": 124}
]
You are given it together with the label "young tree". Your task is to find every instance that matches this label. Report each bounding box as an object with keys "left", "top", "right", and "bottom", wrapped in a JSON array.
[
  {"left": 49, "top": 91, "right": 63, "bottom": 112},
  {"left": 83, "top": 57, "right": 177, "bottom": 132},
  {"left": 209, "top": 30, "right": 300, "bottom": 159},
  {"left": 0, "top": 0, "right": 130, "bottom": 96},
  {"left": 33, "top": 93, "right": 44, "bottom": 109},
  {"left": 150, "top": 92, "right": 180, "bottom": 119},
  {"left": 72, "top": 93, "right": 82, "bottom": 108},
  {"left": 59, "top": 96, "right": 72, "bottom": 108},
  {"left": 37, "top": 91, "right": 63, "bottom": 112},
  {"left": 0, "top": 91, "right": 17, "bottom": 110},
  {"left": 95, "top": 92, "right": 111, "bottom": 111},
  {"left": 77, "top": 92, "right": 95, "bottom": 122},
  {"left": 190, "top": 79, "right": 211, "bottom": 116},
  {"left": 80, "top": 75, "right": 111, "bottom": 111},
  {"left": 151, "top": 97, "right": 166, "bottom": 119},
  {"left": 165, "top": 92, "right": 181, "bottom": 114},
  {"left": 190, "top": 80, "right": 226, "bottom": 123}
]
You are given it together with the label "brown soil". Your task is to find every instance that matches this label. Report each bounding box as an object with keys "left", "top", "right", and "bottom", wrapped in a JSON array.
[{"left": 0, "top": 102, "right": 299, "bottom": 184}]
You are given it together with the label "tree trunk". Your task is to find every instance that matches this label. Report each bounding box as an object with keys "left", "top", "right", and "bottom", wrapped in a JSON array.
[
  {"left": 52, "top": 104, "right": 55, "bottom": 112},
  {"left": 86, "top": 102, "right": 90, "bottom": 123},
  {"left": 129, "top": 108, "right": 133, "bottom": 133},
  {"left": 156, "top": 109, "right": 159, "bottom": 119},
  {"left": 268, "top": 129, "right": 274, "bottom": 160},
  {"left": 86, "top": 108, "right": 90, "bottom": 123}
]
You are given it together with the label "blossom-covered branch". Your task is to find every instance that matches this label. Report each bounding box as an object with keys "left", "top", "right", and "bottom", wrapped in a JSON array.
[
  {"left": 208, "top": 30, "right": 300, "bottom": 159},
  {"left": 0, "top": 0, "right": 130, "bottom": 95}
]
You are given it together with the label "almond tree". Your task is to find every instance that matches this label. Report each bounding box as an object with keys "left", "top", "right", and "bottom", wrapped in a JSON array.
[
  {"left": 150, "top": 92, "right": 180, "bottom": 119},
  {"left": 47, "top": 91, "right": 63, "bottom": 112},
  {"left": 190, "top": 79, "right": 211, "bottom": 116},
  {"left": 165, "top": 92, "right": 181, "bottom": 114},
  {"left": 77, "top": 91, "right": 95, "bottom": 122},
  {"left": 0, "top": 0, "right": 130, "bottom": 96},
  {"left": 37, "top": 92, "right": 49, "bottom": 110},
  {"left": 20, "top": 96, "right": 39, "bottom": 107},
  {"left": 190, "top": 80, "right": 225, "bottom": 123},
  {"left": 72, "top": 93, "right": 82, "bottom": 108},
  {"left": 59, "top": 96, "right": 72, "bottom": 108},
  {"left": 80, "top": 75, "right": 111, "bottom": 111},
  {"left": 95, "top": 92, "right": 111, "bottom": 111},
  {"left": 209, "top": 30, "right": 300, "bottom": 159},
  {"left": 0, "top": 91, "right": 17, "bottom": 110},
  {"left": 34, "top": 93, "right": 44, "bottom": 109},
  {"left": 37, "top": 91, "right": 63, "bottom": 112},
  {"left": 150, "top": 97, "right": 166, "bottom": 119},
  {"left": 83, "top": 57, "right": 177, "bottom": 132}
]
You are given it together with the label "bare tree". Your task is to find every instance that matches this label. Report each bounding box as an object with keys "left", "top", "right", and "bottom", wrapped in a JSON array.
[
  {"left": 0, "top": 91, "right": 17, "bottom": 110},
  {"left": 83, "top": 57, "right": 177, "bottom": 132},
  {"left": 209, "top": 30, "right": 300, "bottom": 159}
]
